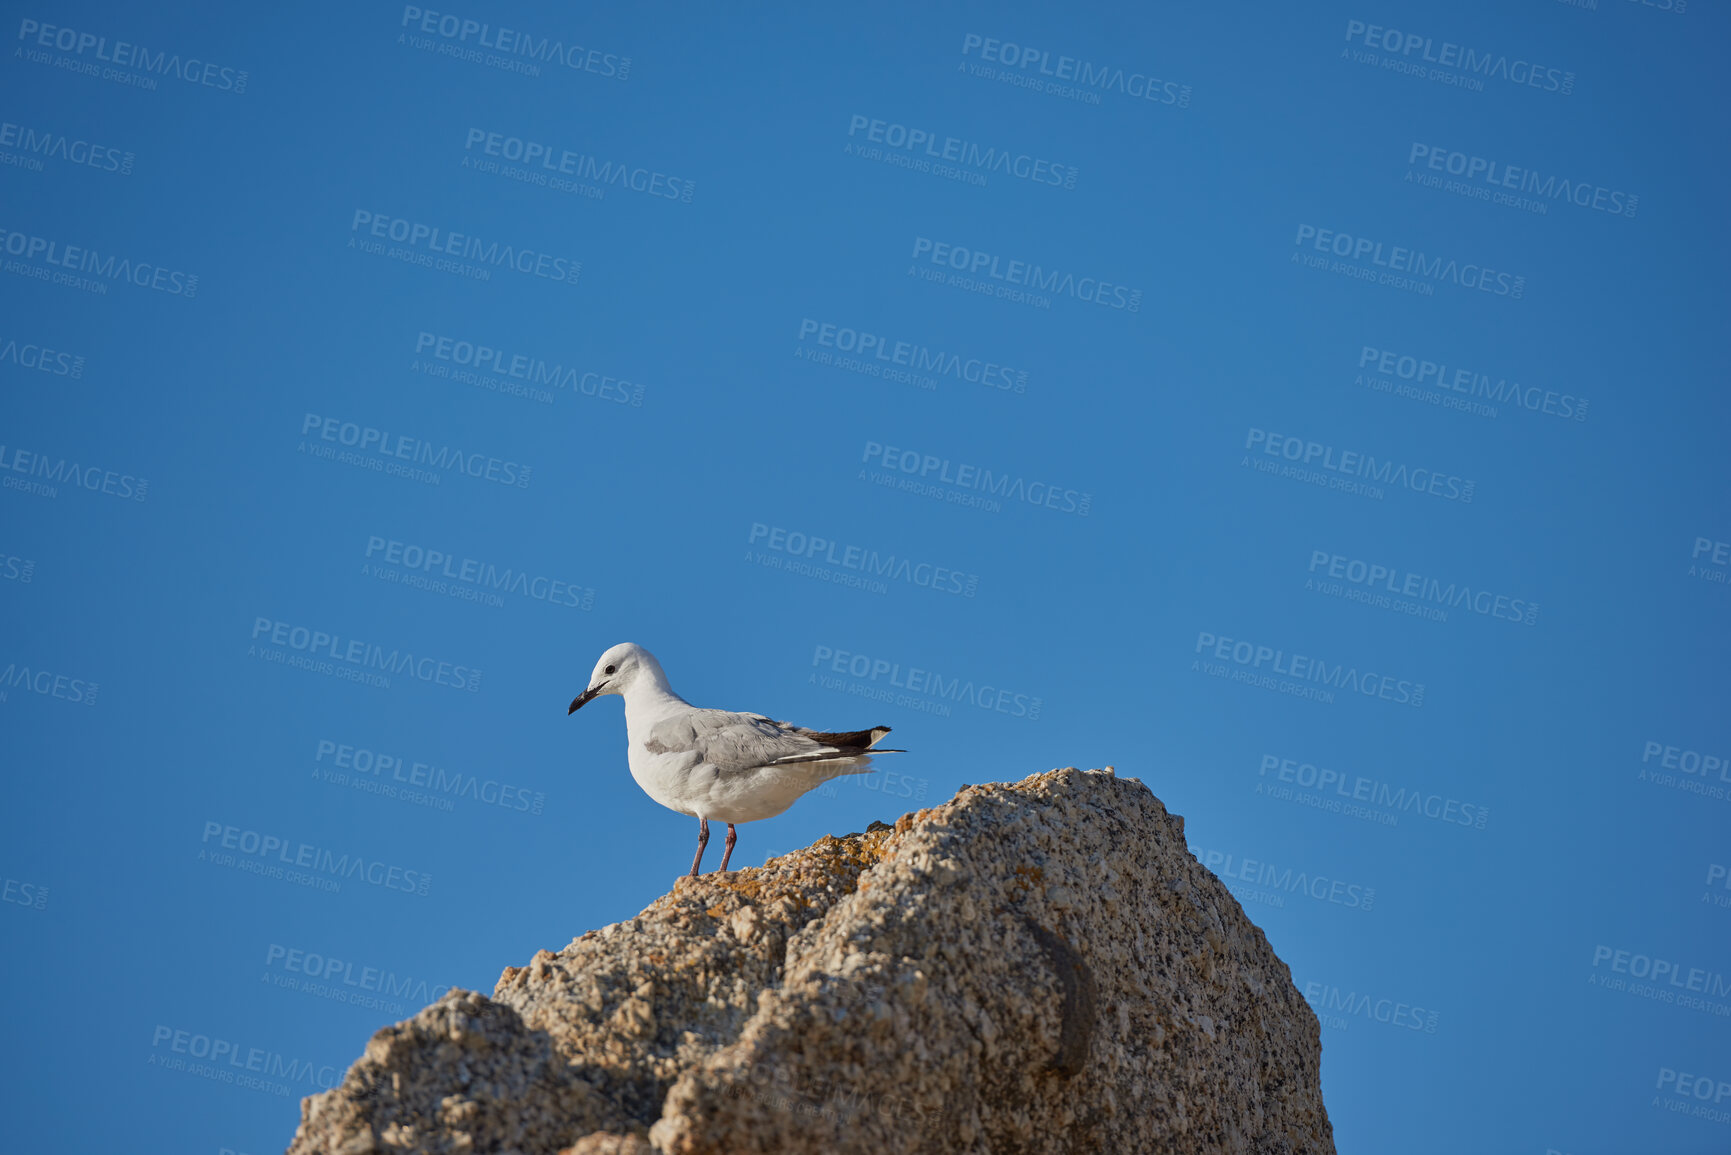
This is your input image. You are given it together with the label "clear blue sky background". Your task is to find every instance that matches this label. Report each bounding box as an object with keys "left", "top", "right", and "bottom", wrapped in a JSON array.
[{"left": 3, "top": 2, "right": 1727, "bottom": 1152}]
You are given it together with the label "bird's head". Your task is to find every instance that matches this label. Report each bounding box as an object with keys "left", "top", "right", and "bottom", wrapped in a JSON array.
[{"left": 568, "top": 642, "right": 663, "bottom": 714}]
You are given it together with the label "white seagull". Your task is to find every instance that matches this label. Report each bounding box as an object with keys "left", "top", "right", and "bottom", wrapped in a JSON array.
[{"left": 568, "top": 642, "right": 904, "bottom": 876}]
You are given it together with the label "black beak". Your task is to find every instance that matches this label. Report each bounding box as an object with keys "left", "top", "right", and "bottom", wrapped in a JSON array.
[{"left": 568, "top": 682, "right": 605, "bottom": 714}]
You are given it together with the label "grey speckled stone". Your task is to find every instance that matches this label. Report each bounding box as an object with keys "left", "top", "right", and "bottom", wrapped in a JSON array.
[{"left": 287, "top": 768, "right": 1335, "bottom": 1155}]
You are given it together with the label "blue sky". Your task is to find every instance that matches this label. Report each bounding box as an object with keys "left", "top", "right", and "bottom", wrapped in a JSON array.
[{"left": 2, "top": 2, "right": 1728, "bottom": 1151}]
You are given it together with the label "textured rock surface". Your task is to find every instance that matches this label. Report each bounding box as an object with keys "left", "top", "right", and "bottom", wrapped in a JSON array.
[{"left": 288, "top": 768, "right": 1335, "bottom": 1154}]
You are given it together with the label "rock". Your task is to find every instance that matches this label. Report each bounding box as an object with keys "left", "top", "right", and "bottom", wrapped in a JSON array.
[
  {"left": 562, "top": 1136, "right": 656, "bottom": 1155},
  {"left": 288, "top": 768, "right": 1335, "bottom": 1154}
]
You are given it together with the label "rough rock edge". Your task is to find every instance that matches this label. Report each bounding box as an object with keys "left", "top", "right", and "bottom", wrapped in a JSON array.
[{"left": 288, "top": 768, "right": 1334, "bottom": 1155}]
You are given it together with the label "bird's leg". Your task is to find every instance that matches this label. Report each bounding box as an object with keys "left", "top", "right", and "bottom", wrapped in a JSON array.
[
  {"left": 689, "top": 817, "right": 709, "bottom": 878},
  {"left": 717, "top": 824, "right": 738, "bottom": 873}
]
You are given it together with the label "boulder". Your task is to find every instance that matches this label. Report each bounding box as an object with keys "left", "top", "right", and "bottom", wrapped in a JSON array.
[{"left": 288, "top": 767, "right": 1335, "bottom": 1154}]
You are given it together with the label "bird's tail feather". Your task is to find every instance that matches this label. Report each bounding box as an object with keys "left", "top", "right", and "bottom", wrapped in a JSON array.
[
  {"left": 763, "top": 724, "right": 906, "bottom": 765},
  {"left": 865, "top": 725, "right": 905, "bottom": 753}
]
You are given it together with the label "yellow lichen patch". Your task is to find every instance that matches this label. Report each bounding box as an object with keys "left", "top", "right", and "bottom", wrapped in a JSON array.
[
  {"left": 704, "top": 906, "right": 725, "bottom": 919},
  {"left": 709, "top": 872, "right": 767, "bottom": 902},
  {"left": 805, "top": 830, "right": 895, "bottom": 880},
  {"left": 1009, "top": 863, "right": 1045, "bottom": 898},
  {"left": 670, "top": 827, "right": 907, "bottom": 917},
  {"left": 860, "top": 827, "right": 898, "bottom": 863}
]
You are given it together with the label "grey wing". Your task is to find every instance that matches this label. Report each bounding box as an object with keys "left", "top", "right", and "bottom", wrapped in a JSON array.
[{"left": 645, "top": 710, "right": 832, "bottom": 772}]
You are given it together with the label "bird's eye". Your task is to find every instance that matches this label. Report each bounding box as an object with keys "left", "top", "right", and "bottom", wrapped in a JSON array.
[{"left": 604, "top": 665, "right": 616, "bottom": 675}]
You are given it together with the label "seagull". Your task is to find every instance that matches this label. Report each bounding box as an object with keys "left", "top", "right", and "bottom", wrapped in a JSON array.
[{"left": 568, "top": 642, "right": 904, "bottom": 877}]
